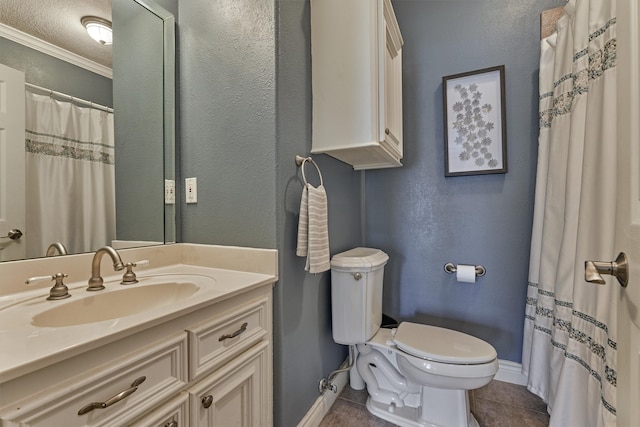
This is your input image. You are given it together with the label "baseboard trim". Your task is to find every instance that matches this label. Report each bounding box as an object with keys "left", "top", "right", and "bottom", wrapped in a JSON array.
[
  {"left": 296, "top": 368, "right": 349, "bottom": 427},
  {"left": 494, "top": 359, "right": 528, "bottom": 386},
  {"left": 296, "top": 358, "right": 527, "bottom": 426}
]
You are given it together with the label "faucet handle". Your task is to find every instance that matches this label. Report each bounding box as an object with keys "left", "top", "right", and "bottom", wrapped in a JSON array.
[
  {"left": 121, "top": 260, "right": 150, "bottom": 285},
  {"left": 26, "top": 273, "right": 71, "bottom": 300},
  {"left": 26, "top": 274, "right": 58, "bottom": 284}
]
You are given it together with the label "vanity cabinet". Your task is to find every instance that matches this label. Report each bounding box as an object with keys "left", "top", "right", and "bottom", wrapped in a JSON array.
[
  {"left": 311, "top": 0, "right": 404, "bottom": 170},
  {"left": 0, "top": 285, "right": 273, "bottom": 427}
]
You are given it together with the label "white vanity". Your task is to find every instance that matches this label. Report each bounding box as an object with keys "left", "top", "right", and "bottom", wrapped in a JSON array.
[{"left": 0, "top": 244, "right": 277, "bottom": 426}]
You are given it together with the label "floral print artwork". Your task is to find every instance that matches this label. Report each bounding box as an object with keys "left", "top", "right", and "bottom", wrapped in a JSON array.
[
  {"left": 444, "top": 67, "right": 506, "bottom": 176},
  {"left": 450, "top": 83, "right": 498, "bottom": 169}
]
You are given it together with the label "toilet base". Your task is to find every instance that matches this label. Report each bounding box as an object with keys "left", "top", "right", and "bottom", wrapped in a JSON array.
[{"left": 365, "top": 392, "right": 480, "bottom": 427}]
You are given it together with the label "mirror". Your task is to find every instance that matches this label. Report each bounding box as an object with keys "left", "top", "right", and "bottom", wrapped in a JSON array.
[{"left": 0, "top": 0, "right": 175, "bottom": 261}]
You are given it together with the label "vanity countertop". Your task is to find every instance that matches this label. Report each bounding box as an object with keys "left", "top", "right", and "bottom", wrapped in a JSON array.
[{"left": 0, "top": 244, "right": 278, "bottom": 383}]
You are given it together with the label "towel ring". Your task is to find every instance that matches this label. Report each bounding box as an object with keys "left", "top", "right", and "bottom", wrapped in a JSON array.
[{"left": 295, "top": 155, "right": 324, "bottom": 186}]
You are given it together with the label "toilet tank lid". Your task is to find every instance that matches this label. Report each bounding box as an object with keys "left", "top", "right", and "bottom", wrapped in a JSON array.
[{"left": 330, "top": 247, "right": 389, "bottom": 270}]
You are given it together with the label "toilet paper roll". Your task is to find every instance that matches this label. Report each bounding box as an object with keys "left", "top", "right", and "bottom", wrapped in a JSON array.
[{"left": 456, "top": 264, "right": 476, "bottom": 283}]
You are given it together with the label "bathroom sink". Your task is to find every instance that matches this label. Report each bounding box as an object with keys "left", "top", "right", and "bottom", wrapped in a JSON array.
[{"left": 31, "top": 281, "right": 200, "bottom": 327}]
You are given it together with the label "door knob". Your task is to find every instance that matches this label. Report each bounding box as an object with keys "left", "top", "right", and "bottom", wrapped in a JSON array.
[{"left": 584, "top": 252, "right": 628, "bottom": 287}]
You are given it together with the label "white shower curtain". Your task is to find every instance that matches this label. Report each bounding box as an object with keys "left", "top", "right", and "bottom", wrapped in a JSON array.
[
  {"left": 522, "top": 1, "right": 618, "bottom": 426},
  {"left": 25, "top": 91, "right": 116, "bottom": 258}
]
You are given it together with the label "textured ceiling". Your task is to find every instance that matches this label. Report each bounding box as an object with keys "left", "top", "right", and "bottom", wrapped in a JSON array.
[{"left": 0, "top": 0, "right": 112, "bottom": 68}]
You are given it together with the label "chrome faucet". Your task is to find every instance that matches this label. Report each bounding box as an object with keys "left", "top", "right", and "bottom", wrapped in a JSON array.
[
  {"left": 87, "top": 246, "right": 125, "bottom": 291},
  {"left": 45, "top": 242, "right": 68, "bottom": 257}
]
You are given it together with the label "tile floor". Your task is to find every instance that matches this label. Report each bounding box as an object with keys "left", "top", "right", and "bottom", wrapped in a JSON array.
[{"left": 320, "top": 380, "right": 550, "bottom": 427}]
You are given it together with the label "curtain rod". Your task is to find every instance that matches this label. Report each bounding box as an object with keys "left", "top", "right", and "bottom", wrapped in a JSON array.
[{"left": 25, "top": 82, "right": 114, "bottom": 114}]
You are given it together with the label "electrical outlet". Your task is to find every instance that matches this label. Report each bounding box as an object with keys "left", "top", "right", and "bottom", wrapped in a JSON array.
[
  {"left": 164, "top": 179, "right": 175, "bottom": 204},
  {"left": 186, "top": 177, "right": 198, "bottom": 203}
]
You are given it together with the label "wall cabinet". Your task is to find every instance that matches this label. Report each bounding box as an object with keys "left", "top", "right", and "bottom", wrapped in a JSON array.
[
  {"left": 0, "top": 285, "right": 273, "bottom": 427},
  {"left": 311, "top": 0, "right": 404, "bottom": 170}
]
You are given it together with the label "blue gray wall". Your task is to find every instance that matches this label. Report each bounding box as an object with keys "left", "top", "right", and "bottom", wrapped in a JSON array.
[
  {"left": 176, "top": 0, "right": 563, "bottom": 425},
  {"left": 176, "top": 1, "right": 360, "bottom": 426},
  {"left": 178, "top": 0, "right": 278, "bottom": 248},
  {"left": 0, "top": 37, "right": 112, "bottom": 106},
  {"left": 275, "top": 1, "right": 362, "bottom": 426},
  {"left": 364, "top": 0, "right": 565, "bottom": 362}
]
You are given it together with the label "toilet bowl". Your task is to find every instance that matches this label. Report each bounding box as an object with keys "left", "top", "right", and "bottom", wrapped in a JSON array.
[
  {"left": 330, "top": 248, "right": 498, "bottom": 427},
  {"left": 355, "top": 324, "right": 497, "bottom": 427}
]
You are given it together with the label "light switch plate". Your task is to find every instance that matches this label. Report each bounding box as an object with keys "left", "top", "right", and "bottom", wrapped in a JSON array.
[
  {"left": 186, "top": 177, "right": 197, "bottom": 203},
  {"left": 164, "top": 179, "right": 175, "bottom": 204}
]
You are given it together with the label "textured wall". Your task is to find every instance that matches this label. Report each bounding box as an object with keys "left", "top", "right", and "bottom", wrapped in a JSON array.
[
  {"left": 176, "top": 1, "right": 362, "bottom": 425},
  {"left": 275, "top": 1, "right": 363, "bottom": 425},
  {"left": 364, "top": 0, "right": 565, "bottom": 362},
  {"left": 178, "top": 0, "right": 277, "bottom": 249}
]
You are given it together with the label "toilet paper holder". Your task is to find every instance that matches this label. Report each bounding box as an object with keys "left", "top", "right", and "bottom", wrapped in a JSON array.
[{"left": 444, "top": 262, "right": 486, "bottom": 277}]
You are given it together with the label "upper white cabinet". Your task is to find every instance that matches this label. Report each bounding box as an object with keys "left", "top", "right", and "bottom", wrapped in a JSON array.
[{"left": 311, "top": 0, "right": 404, "bottom": 170}]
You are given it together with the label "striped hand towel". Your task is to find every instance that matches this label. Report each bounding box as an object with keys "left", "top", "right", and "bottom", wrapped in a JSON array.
[{"left": 296, "top": 183, "right": 330, "bottom": 273}]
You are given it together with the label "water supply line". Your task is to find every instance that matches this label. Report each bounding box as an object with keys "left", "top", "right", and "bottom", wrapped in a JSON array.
[{"left": 319, "top": 345, "right": 356, "bottom": 395}]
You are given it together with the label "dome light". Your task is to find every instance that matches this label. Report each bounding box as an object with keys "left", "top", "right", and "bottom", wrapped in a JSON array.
[{"left": 81, "top": 16, "right": 112, "bottom": 45}]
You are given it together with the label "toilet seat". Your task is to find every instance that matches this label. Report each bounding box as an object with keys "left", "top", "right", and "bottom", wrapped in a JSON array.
[
  {"left": 392, "top": 322, "right": 497, "bottom": 365},
  {"left": 364, "top": 327, "right": 499, "bottom": 390}
]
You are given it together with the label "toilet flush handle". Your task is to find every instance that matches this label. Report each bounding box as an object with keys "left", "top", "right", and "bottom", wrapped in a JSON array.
[{"left": 352, "top": 272, "right": 362, "bottom": 281}]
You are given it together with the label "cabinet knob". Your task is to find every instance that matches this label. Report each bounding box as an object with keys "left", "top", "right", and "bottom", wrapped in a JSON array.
[
  {"left": 165, "top": 421, "right": 178, "bottom": 427},
  {"left": 202, "top": 394, "right": 214, "bottom": 409},
  {"left": 385, "top": 128, "right": 390, "bottom": 135}
]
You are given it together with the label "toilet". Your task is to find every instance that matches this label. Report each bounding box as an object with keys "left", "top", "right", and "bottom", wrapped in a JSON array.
[{"left": 330, "top": 248, "right": 498, "bottom": 427}]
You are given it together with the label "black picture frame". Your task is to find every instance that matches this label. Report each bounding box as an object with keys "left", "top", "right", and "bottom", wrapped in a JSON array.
[{"left": 442, "top": 65, "right": 507, "bottom": 177}]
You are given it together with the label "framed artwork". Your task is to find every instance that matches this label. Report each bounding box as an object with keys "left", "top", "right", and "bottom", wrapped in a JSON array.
[{"left": 442, "top": 65, "right": 507, "bottom": 176}]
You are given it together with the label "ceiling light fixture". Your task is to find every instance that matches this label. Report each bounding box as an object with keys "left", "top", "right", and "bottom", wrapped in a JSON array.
[{"left": 81, "top": 16, "right": 112, "bottom": 45}]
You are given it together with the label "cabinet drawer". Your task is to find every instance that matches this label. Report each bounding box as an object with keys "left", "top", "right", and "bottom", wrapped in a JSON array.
[
  {"left": 0, "top": 333, "right": 187, "bottom": 427},
  {"left": 187, "top": 296, "right": 268, "bottom": 381},
  {"left": 130, "top": 393, "right": 189, "bottom": 427}
]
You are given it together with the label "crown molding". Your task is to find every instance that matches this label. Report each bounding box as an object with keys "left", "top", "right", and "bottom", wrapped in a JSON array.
[{"left": 0, "top": 23, "right": 112, "bottom": 79}]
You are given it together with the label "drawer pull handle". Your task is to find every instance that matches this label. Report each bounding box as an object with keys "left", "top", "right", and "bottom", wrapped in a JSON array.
[
  {"left": 218, "top": 322, "right": 248, "bottom": 341},
  {"left": 77, "top": 376, "right": 146, "bottom": 415},
  {"left": 165, "top": 421, "right": 178, "bottom": 427},
  {"left": 202, "top": 394, "right": 214, "bottom": 408}
]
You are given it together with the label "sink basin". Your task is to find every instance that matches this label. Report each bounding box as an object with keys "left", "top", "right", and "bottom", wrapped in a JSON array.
[{"left": 31, "top": 282, "right": 200, "bottom": 327}]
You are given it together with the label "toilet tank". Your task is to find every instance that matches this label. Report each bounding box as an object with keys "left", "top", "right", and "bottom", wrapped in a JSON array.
[{"left": 330, "top": 247, "right": 389, "bottom": 345}]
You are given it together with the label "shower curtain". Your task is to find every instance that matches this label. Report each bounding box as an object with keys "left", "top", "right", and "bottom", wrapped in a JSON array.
[
  {"left": 24, "top": 91, "right": 116, "bottom": 258},
  {"left": 522, "top": 1, "right": 617, "bottom": 426}
]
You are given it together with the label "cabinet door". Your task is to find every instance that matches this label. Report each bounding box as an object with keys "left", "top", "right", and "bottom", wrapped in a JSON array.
[
  {"left": 189, "top": 341, "right": 270, "bottom": 427},
  {"left": 382, "top": 0, "right": 403, "bottom": 157}
]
